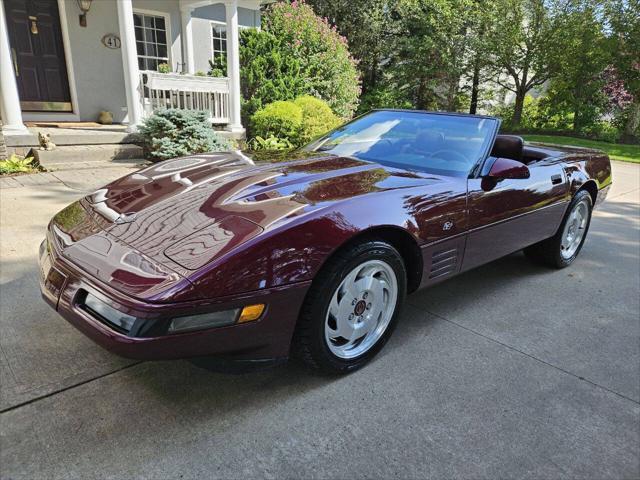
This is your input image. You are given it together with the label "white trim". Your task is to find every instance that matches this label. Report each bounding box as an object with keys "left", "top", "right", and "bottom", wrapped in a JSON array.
[
  {"left": 180, "top": 7, "right": 194, "bottom": 73},
  {"left": 118, "top": 0, "right": 143, "bottom": 131},
  {"left": 224, "top": 0, "right": 243, "bottom": 133},
  {"left": 22, "top": 0, "right": 80, "bottom": 122},
  {"left": 210, "top": 19, "right": 254, "bottom": 29},
  {"left": 132, "top": 8, "right": 173, "bottom": 71},
  {"left": 0, "top": 0, "right": 26, "bottom": 130},
  {"left": 210, "top": 19, "right": 254, "bottom": 64},
  {"left": 56, "top": 0, "right": 79, "bottom": 117},
  {"left": 180, "top": 0, "right": 262, "bottom": 11}
]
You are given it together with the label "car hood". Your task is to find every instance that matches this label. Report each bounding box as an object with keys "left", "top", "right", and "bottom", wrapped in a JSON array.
[{"left": 51, "top": 150, "right": 441, "bottom": 298}]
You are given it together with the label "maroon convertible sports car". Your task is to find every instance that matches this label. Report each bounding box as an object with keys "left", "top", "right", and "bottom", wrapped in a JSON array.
[{"left": 39, "top": 110, "right": 612, "bottom": 373}]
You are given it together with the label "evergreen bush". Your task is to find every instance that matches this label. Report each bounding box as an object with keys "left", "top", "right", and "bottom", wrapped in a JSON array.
[{"left": 138, "top": 109, "right": 233, "bottom": 161}]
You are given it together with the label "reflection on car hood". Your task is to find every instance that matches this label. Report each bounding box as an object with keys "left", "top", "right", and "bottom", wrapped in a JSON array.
[{"left": 53, "top": 150, "right": 441, "bottom": 281}]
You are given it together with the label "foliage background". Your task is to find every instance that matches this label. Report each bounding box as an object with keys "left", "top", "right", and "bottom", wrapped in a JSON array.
[
  {"left": 307, "top": 0, "right": 640, "bottom": 143},
  {"left": 238, "top": 0, "right": 361, "bottom": 131}
]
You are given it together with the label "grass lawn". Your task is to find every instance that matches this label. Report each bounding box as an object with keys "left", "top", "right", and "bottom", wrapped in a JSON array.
[{"left": 521, "top": 135, "right": 640, "bottom": 163}]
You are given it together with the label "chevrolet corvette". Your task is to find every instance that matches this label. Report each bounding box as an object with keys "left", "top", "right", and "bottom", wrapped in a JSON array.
[{"left": 39, "top": 110, "right": 612, "bottom": 373}]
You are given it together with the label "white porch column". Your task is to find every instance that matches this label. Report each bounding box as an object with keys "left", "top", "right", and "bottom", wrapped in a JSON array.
[
  {"left": 0, "top": 0, "right": 26, "bottom": 132},
  {"left": 181, "top": 8, "right": 195, "bottom": 74},
  {"left": 225, "top": 0, "right": 244, "bottom": 134},
  {"left": 116, "top": 0, "right": 143, "bottom": 132}
]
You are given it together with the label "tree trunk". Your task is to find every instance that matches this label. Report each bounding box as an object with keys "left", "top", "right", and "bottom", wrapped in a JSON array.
[
  {"left": 573, "top": 104, "right": 582, "bottom": 133},
  {"left": 469, "top": 61, "right": 481, "bottom": 114},
  {"left": 512, "top": 91, "right": 526, "bottom": 128},
  {"left": 446, "top": 76, "right": 458, "bottom": 111},
  {"left": 416, "top": 77, "right": 428, "bottom": 110},
  {"left": 621, "top": 100, "right": 640, "bottom": 144}
]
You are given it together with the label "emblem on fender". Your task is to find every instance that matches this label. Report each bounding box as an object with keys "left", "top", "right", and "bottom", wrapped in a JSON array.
[{"left": 443, "top": 221, "right": 454, "bottom": 231}]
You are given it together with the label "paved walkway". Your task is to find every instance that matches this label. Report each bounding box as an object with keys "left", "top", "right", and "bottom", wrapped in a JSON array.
[
  {"left": 0, "top": 161, "right": 146, "bottom": 190},
  {"left": 0, "top": 161, "right": 638, "bottom": 479}
]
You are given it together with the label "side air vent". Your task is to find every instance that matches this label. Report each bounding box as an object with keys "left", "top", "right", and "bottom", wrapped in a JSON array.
[{"left": 429, "top": 248, "right": 458, "bottom": 279}]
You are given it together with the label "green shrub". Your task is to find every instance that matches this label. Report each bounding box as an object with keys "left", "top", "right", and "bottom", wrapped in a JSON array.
[
  {"left": 0, "top": 154, "right": 38, "bottom": 175},
  {"left": 248, "top": 135, "right": 295, "bottom": 151},
  {"left": 250, "top": 97, "right": 341, "bottom": 147},
  {"left": 251, "top": 101, "right": 303, "bottom": 142},
  {"left": 157, "top": 63, "right": 171, "bottom": 74},
  {"left": 579, "top": 121, "right": 621, "bottom": 143},
  {"left": 138, "top": 109, "right": 233, "bottom": 161},
  {"left": 492, "top": 95, "right": 574, "bottom": 131},
  {"left": 208, "top": 54, "right": 227, "bottom": 78},
  {"left": 492, "top": 96, "right": 540, "bottom": 130},
  {"left": 294, "top": 95, "right": 340, "bottom": 144},
  {"left": 240, "top": 2, "right": 360, "bottom": 126}
]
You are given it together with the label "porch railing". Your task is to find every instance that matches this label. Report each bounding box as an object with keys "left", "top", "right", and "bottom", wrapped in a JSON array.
[{"left": 138, "top": 71, "right": 230, "bottom": 124}]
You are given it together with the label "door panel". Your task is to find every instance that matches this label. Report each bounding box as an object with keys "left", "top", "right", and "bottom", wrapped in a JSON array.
[
  {"left": 462, "top": 160, "right": 569, "bottom": 271},
  {"left": 5, "top": 0, "right": 71, "bottom": 111}
]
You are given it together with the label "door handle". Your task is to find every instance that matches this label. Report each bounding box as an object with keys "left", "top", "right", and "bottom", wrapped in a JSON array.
[
  {"left": 11, "top": 48, "right": 18, "bottom": 76},
  {"left": 551, "top": 174, "right": 562, "bottom": 185}
]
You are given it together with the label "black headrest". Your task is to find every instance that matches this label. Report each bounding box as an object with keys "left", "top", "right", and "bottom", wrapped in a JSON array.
[{"left": 491, "top": 135, "right": 524, "bottom": 162}]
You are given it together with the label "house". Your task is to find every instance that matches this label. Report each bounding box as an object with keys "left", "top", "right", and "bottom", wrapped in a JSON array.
[{"left": 0, "top": 0, "right": 262, "bottom": 141}]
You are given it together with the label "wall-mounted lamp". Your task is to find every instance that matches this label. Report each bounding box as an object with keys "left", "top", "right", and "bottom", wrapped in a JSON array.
[{"left": 77, "top": 0, "right": 92, "bottom": 27}]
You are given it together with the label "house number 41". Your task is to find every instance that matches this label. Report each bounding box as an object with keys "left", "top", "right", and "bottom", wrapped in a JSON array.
[{"left": 101, "top": 34, "right": 121, "bottom": 49}]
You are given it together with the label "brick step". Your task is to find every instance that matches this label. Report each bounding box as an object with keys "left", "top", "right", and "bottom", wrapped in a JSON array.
[{"left": 32, "top": 144, "right": 145, "bottom": 171}]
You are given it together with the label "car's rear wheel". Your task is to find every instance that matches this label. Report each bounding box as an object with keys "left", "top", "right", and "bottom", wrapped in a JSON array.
[
  {"left": 292, "top": 240, "right": 406, "bottom": 373},
  {"left": 524, "top": 190, "right": 593, "bottom": 268}
]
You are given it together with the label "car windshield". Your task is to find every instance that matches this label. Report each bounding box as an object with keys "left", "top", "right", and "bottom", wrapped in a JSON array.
[{"left": 305, "top": 110, "right": 498, "bottom": 176}]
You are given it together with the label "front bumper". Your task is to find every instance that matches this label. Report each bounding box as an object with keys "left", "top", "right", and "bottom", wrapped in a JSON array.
[{"left": 39, "top": 236, "right": 310, "bottom": 361}]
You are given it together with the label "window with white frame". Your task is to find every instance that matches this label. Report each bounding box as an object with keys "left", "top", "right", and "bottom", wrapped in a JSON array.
[
  {"left": 211, "top": 22, "right": 227, "bottom": 63},
  {"left": 134, "top": 12, "right": 169, "bottom": 72}
]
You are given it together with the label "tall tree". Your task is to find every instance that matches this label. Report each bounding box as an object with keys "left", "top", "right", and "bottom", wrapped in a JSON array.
[
  {"left": 547, "top": 0, "right": 610, "bottom": 132},
  {"left": 485, "top": 0, "right": 562, "bottom": 127},
  {"left": 393, "top": 0, "right": 479, "bottom": 110},
  {"left": 310, "top": 0, "right": 484, "bottom": 112},
  {"left": 607, "top": 0, "right": 640, "bottom": 142},
  {"left": 466, "top": 0, "right": 498, "bottom": 114}
]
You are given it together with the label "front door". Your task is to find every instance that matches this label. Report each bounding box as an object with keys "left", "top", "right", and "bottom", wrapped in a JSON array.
[
  {"left": 462, "top": 160, "right": 569, "bottom": 271},
  {"left": 5, "top": 0, "right": 72, "bottom": 112}
]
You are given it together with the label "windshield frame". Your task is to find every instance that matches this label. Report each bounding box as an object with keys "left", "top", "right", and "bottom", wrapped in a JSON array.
[{"left": 304, "top": 109, "right": 501, "bottom": 179}]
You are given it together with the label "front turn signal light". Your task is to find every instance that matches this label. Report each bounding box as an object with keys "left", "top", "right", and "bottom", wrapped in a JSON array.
[{"left": 238, "top": 304, "right": 265, "bottom": 323}]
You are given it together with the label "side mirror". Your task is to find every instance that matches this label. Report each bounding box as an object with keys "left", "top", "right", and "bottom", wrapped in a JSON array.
[{"left": 487, "top": 157, "right": 530, "bottom": 180}]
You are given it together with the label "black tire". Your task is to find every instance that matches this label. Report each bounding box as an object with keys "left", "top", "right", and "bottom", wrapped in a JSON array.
[
  {"left": 524, "top": 190, "right": 593, "bottom": 268},
  {"left": 292, "top": 240, "right": 407, "bottom": 374}
]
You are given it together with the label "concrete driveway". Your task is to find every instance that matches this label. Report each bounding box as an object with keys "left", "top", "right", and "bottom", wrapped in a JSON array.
[{"left": 1, "top": 161, "right": 638, "bottom": 479}]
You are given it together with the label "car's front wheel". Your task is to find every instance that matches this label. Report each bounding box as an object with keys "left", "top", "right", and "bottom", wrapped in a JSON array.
[
  {"left": 292, "top": 240, "right": 406, "bottom": 373},
  {"left": 524, "top": 189, "right": 593, "bottom": 268}
]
